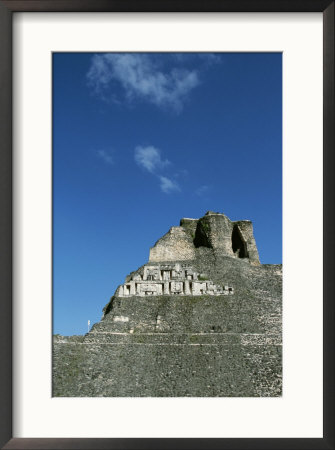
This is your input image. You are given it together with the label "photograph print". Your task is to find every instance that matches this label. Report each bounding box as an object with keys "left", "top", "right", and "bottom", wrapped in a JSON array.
[{"left": 52, "top": 52, "right": 282, "bottom": 397}]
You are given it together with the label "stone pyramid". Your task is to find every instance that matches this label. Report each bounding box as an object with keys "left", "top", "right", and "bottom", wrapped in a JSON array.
[{"left": 53, "top": 211, "right": 282, "bottom": 397}]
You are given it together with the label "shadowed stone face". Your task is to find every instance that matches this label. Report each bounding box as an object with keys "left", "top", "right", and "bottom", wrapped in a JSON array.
[{"left": 232, "top": 224, "right": 248, "bottom": 258}]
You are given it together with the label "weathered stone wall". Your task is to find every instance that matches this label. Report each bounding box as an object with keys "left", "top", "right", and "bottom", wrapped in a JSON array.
[
  {"left": 53, "top": 255, "right": 282, "bottom": 397},
  {"left": 101, "top": 256, "right": 281, "bottom": 335},
  {"left": 180, "top": 218, "right": 198, "bottom": 239},
  {"left": 149, "top": 226, "right": 196, "bottom": 262},
  {"left": 116, "top": 262, "right": 233, "bottom": 298},
  {"left": 194, "top": 212, "right": 235, "bottom": 256},
  {"left": 151, "top": 212, "right": 260, "bottom": 265},
  {"left": 233, "top": 220, "right": 260, "bottom": 265},
  {"left": 53, "top": 341, "right": 281, "bottom": 397}
]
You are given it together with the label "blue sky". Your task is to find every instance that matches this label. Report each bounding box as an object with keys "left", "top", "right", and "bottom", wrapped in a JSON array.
[{"left": 53, "top": 52, "right": 282, "bottom": 336}]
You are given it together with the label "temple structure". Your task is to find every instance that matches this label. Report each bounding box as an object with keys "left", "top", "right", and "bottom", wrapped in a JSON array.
[
  {"left": 53, "top": 210, "right": 282, "bottom": 397},
  {"left": 116, "top": 263, "right": 233, "bottom": 297},
  {"left": 149, "top": 211, "right": 260, "bottom": 265}
]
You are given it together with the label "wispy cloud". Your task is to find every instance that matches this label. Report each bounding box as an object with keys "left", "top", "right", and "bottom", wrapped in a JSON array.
[
  {"left": 97, "top": 149, "right": 114, "bottom": 165},
  {"left": 198, "top": 53, "right": 223, "bottom": 66},
  {"left": 196, "top": 185, "right": 211, "bottom": 197},
  {"left": 159, "top": 176, "right": 180, "bottom": 194},
  {"left": 134, "top": 145, "right": 181, "bottom": 194},
  {"left": 87, "top": 53, "right": 199, "bottom": 112},
  {"left": 173, "top": 53, "right": 222, "bottom": 66},
  {"left": 174, "top": 168, "right": 189, "bottom": 178},
  {"left": 134, "top": 146, "right": 170, "bottom": 174}
]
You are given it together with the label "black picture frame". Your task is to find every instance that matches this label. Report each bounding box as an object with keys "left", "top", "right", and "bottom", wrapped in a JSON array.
[{"left": 0, "top": 1, "right": 334, "bottom": 449}]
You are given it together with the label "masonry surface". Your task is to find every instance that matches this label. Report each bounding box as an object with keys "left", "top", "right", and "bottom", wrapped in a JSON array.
[{"left": 53, "top": 211, "right": 282, "bottom": 397}]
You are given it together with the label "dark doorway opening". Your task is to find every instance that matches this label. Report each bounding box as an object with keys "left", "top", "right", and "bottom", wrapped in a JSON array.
[{"left": 232, "top": 225, "right": 248, "bottom": 258}]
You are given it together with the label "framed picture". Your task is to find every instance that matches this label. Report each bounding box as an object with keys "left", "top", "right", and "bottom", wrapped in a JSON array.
[{"left": 0, "top": 1, "right": 333, "bottom": 449}]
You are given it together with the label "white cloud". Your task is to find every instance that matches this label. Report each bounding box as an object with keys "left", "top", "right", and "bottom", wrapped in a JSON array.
[
  {"left": 87, "top": 53, "right": 199, "bottom": 112},
  {"left": 159, "top": 176, "right": 180, "bottom": 194},
  {"left": 97, "top": 150, "right": 114, "bottom": 165},
  {"left": 134, "top": 146, "right": 170, "bottom": 174}
]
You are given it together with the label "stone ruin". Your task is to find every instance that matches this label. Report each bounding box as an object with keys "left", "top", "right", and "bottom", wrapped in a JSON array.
[
  {"left": 112, "top": 211, "right": 261, "bottom": 299},
  {"left": 116, "top": 263, "right": 234, "bottom": 297},
  {"left": 53, "top": 210, "right": 282, "bottom": 397},
  {"left": 149, "top": 211, "right": 260, "bottom": 265}
]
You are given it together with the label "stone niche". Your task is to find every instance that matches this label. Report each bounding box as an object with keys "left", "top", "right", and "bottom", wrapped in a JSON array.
[{"left": 116, "top": 263, "right": 233, "bottom": 298}]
